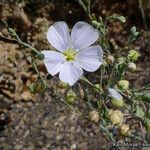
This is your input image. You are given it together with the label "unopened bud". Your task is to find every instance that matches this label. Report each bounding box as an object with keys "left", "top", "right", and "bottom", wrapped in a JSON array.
[
  {"left": 66, "top": 90, "right": 76, "bottom": 104},
  {"left": 109, "top": 110, "right": 123, "bottom": 125},
  {"left": 118, "top": 80, "right": 129, "bottom": 90},
  {"left": 8, "top": 28, "right": 16, "bottom": 36},
  {"left": 106, "top": 55, "right": 114, "bottom": 64},
  {"left": 89, "top": 110, "right": 100, "bottom": 123},
  {"left": 119, "top": 124, "right": 130, "bottom": 136},
  {"left": 128, "top": 50, "right": 140, "bottom": 62},
  {"left": 111, "top": 99, "right": 124, "bottom": 108},
  {"left": 128, "top": 62, "right": 136, "bottom": 71},
  {"left": 29, "top": 80, "right": 47, "bottom": 94},
  {"left": 144, "top": 117, "right": 150, "bottom": 132},
  {"left": 94, "top": 84, "right": 102, "bottom": 92}
]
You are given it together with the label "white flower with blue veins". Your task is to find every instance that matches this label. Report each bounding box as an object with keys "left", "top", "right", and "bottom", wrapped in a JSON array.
[{"left": 42, "top": 21, "right": 103, "bottom": 86}]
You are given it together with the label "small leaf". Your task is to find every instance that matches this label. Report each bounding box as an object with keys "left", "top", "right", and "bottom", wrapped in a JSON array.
[
  {"left": 108, "top": 15, "right": 126, "bottom": 23},
  {"left": 130, "top": 26, "right": 136, "bottom": 33},
  {"left": 134, "top": 32, "right": 139, "bottom": 37}
]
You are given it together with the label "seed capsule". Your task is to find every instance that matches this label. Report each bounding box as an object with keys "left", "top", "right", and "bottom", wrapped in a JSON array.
[
  {"left": 128, "top": 62, "right": 136, "bottom": 71},
  {"left": 128, "top": 50, "right": 140, "bottom": 62},
  {"left": 29, "top": 80, "right": 47, "bottom": 94},
  {"left": 66, "top": 90, "right": 76, "bottom": 104},
  {"left": 109, "top": 110, "right": 123, "bottom": 125},
  {"left": 119, "top": 124, "right": 130, "bottom": 136},
  {"left": 111, "top": 99, "right": 124, "bottom": 108},
  {"left": 89, "top": 110, "right": 100, "bottom": 123},
  {"left": 118, "top": 80, "right": 129, "bottom": 90}
]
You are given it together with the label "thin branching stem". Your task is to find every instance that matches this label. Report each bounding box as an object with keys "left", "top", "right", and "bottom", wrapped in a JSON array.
[{"left": 138, "top": 0, "right": 147, "bottom": 29}]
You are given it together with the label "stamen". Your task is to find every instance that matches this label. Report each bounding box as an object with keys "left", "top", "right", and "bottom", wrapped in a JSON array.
[{"left": 63, "top": 49, "right": 77, "bottom": 61}]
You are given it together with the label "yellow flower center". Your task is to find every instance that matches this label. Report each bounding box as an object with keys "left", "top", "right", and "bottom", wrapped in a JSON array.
[{"left": 63, "top": 49, "right": 77, "bottom": 61}]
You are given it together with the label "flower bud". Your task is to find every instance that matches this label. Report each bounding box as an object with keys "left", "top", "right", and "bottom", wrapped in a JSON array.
[
  {"left": 89, "top": 110, "right": 100, "bottom": 123},
  {"left": 119, "top": 124, "right": 130, "bottom": 136},
  {"left": 66, "top": 90, "right": 76, "bottom": 104},
  {"left": 29, "top": 81, "right": 47, "bottom": 94},
  {"left": 127, "top": 62, "right": 136, "bottom": 71},
  {"left": 109, "top": 110, "right": 123, "bottom": 125},
  {"left": 118, "top": 80, "right": 129, "bottom": 90},
  {"left": 57, "top": 81, "right": 69, "bottom": 89},
  {"left": 128, "top": 50, "right": 140, "bottom": 62},
  {"left": 106, "top": 55, "right": 114, "bottom": 64},
  {"left": 144, "top": 117, "right": 150, "bottom": 132},
  {"left": 8, "top": 28, "right": 16, "bottom": 36},
  {"left": 111, "top": 99, "right": 124, "bottom": 108}
]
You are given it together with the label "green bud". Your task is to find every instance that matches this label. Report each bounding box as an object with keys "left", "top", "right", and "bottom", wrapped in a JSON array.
[
  {"left": 128, "top": 50, "right": 140, "bottom": 62},
  {"left": 29, "top": 80, "right": 47, "bottom": 94},
  {"left": 8, "top": 28, "right": 16, "bottom": 36},
  {"left": 111, "top": 99, "right": 124, "bottom": 108},
  {"left": 118, "top": 80, "right": 129, "bottom": 90},
  {"left": 94, "top": 84, "right": 100, "bottom": 92},
  {"left": 66, "top": 90, "right": 76, "bottom": 104},
  {"left": 57, "top": 81, "right": 69, "bottom": 89},
  {"left": 144, "top": 117, "right": 150, "bottom": 132}
]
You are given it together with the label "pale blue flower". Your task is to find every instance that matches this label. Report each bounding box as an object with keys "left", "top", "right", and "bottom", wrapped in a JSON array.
[
  {"left": 42, "top": 21, "right": 103, "bottom": 86},
  {"left": 108, "top": 88, "right": 122, "bottom": 100}
]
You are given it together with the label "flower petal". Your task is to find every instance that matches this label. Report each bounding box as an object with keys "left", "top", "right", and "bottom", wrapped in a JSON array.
[
  {"left": 46, "top": 21, "right": 70, "bottom": 52},
  {"left": 59, "top": 62, "right": 83, "bottom": 86},
  {"left": 71, "top": 22, "right": 99, "bottom": 50},
  {"left": 42, "top": 50, "right": 66, "bottom": 75},
  {"left": 108, "top": 88, "right": 123, "bottom": 100},
  {"left": 75, "top": 45, "right": 103, "bottom": 72}
]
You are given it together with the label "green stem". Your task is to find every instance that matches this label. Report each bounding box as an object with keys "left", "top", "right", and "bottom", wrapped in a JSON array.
[
  {"left": 8, "top": 28, "right": 43, "bottom": 58},
  {"left": 32, "top": 59, "right": 42, "bottom": 79},
  {"left": 138, "top": 0, "right": 147, "bottom": 29}
]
